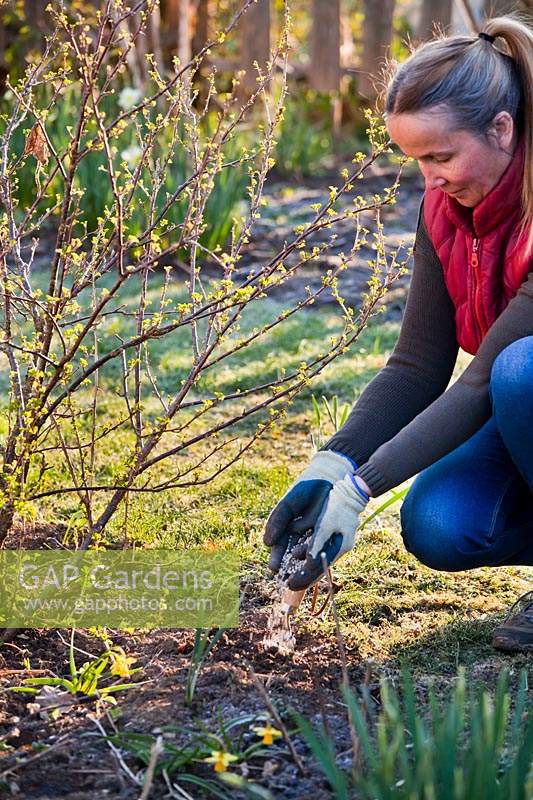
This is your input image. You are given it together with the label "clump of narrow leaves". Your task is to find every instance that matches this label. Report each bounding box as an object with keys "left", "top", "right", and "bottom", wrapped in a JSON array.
[
  {"left": 297, "top": 667, "right": 533, "bottom": 800},
  {"left": 8, "top": 630, "right": 141, "bottom": 708},
  {"left": 110, "top": 712, "right": 281, "bottom": 799}
]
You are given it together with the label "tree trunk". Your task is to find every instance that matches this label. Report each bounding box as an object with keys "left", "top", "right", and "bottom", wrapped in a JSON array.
[
  {"left": 0, "top": 470, "right": 15, "bottom": 546},
  {"left": 148, "top": 2, "right": 164, "bottom": 76},
  {"left": 309, "top": 0, "right": 340, "bottom": 93},
  {"left": 417, "top": 0, "right": 453, "bottom": 40},
  {"left": 25, "top": 0, "right": 48, "bottom": 31},
  {"left": 177, "top": 0, "right": 191, "bottom": 67},
  {"left": 240, "top": 0, "right": 270, "bottom": 94},
  {"left": 164, "top": 0, "right": 191, "bottom": 66},
  {"left": 164, "top": 0, "right": 179, "bottom": 37},
  {"left": 192, "top": 0, "right": 210, "bottom": 56},
  {"left": 359, "top": 0, "right": 395, "bottom": 104}
]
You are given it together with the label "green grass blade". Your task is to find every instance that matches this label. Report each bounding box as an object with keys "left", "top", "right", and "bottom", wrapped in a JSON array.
[
  {"left": 69, "top": 628, "right": 77, "bottom": 681},
  {"left": 20, "top": 677, "right": 68, "bottom": 687},
  {"left": 294, "top": 712, "right": 350, "bottom": 800},
  {"left": 178, "top": 774, "right": 235, "bottom": 800},
  {"left": 358, "top": 487, "right": 409, "bottom": 530},
  {"left": 341, "top": 685, "right": 378, "bottom": 770},
  {"left": 218, "top": 771, "right": 275, "bottom": 799},
  {"left": 311, "top": 394, "right": 321, "bottom": 428}
]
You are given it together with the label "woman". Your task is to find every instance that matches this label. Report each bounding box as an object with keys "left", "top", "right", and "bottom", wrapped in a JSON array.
[{"left": 264, "top": 16, "right": 533, "bottom": 652}]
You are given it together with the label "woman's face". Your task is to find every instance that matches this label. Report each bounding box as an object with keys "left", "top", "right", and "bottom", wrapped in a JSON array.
[{"left": 386, "top": 107, "right": 515, "bottom": 208}]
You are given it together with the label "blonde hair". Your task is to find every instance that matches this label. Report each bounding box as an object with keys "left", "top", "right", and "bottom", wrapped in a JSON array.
[{"left": 384, "top": 16, "right": 533, "bottom": 256}]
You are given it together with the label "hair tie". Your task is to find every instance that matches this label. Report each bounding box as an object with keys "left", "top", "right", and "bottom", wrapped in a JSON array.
[{"left": 478, "top": 31, "right": 496, "bottom": 43}]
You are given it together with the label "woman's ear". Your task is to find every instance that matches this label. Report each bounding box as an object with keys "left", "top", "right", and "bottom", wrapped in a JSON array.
[{"left": 487, "top": 111, "right": 515, "bottom": 150}]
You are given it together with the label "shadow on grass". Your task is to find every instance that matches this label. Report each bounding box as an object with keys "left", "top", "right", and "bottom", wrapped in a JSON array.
[{"left": 385, "top": 612, "right": 532, "bottom": 677}]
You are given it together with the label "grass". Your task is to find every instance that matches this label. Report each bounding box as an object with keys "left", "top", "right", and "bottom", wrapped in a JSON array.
[
  {"left": 4, "top": 286, "right": 531, "bottom": 575},
  {"left": 0, "top": 266, "right": 400, "bottom": 536}
]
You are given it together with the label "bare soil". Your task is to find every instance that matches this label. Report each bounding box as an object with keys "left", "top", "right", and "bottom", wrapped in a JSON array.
[
  {"left": 0, "top": 585, "right": 360, "bottom": 799},
  {"left": 0, "top": 527, "right": 528, "bottom": 800}
]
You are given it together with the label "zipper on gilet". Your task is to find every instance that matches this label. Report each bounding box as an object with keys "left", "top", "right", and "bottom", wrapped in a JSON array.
[{"left": 470, "top": 238, "right": 485, "bottom": 340}]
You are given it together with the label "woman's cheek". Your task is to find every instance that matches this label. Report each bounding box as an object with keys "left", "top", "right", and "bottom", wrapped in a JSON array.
[{"left": 452, "top": 161, "right": 472, "bottom": 184}]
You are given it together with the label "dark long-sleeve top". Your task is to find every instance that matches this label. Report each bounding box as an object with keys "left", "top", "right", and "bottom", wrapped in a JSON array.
[{"left": 322, "top": 204, "right": 533, "bottom": 497}]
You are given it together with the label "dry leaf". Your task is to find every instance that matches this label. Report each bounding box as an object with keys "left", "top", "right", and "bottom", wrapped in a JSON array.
[
  {"left": 202, "top": 538, "right": 218, "bottom": 551},
  {"left": 34, "top": 685, "right": 76, "bottom": 710},
  {"left": 261, "top": 759, "right": 278, "bottom": 779},
  {"left": 23, "top": 122, "right": 49, "bottom": 164}
]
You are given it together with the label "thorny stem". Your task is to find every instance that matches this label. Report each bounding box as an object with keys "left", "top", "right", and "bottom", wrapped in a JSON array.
[{"left": 320, "top": 554, "right": 361, "bottom": 777}]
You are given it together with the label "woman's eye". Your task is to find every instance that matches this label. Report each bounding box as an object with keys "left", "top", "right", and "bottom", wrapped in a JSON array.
[{"left": 435, "top": 156, "right": 451, "bottom": 163}]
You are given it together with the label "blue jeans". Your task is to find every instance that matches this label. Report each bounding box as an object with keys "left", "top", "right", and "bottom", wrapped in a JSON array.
[{"left": 400, "top": 336, "right": 533, "bottom": 571}]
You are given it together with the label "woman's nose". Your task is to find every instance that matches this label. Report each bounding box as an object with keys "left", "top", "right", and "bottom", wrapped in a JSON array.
[{"left": 418, "top": 162, "right": 446, "bottom": 191}]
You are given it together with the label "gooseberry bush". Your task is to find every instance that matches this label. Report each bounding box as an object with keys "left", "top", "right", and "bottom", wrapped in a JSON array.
[{"left": 0, "top": 0, "right": 407, "bottom": 546}]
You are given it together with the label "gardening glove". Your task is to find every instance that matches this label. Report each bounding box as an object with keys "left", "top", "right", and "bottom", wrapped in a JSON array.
[
  {"left": 264, "top": 449, "right": 356, "bottom": 574},
  {"left": 287, "top": 473, "right": 369, "bottom": 591}
]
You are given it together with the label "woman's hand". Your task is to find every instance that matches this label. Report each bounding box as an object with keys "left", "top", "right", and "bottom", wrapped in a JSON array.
[
  {"left": 263, "top": 450, "right": 355, "bottom": 573},
  {"left": 286, "top": 473, "right": 369, "bottom": 590}
]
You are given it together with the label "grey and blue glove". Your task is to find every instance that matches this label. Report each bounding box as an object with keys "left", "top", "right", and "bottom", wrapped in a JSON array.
[
  {"left": 287, "top": 472, "right": 369, "bottom": 590},
  {"left": 263, "top": 449, "right": 358, "bottom": 576}
]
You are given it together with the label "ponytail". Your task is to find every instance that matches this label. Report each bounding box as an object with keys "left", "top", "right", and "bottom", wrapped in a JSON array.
[{"left": 484, "top": 17, "right": 533, "bottom": 256}]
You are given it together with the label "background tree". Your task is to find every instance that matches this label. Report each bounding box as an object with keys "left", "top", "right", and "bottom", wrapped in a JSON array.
[
  {"left": 417, "top": 0, "right": 453, "bottom": 40},
  {"left": 177, "top": 0, "right": 192, "bottom": 66},
  {"left": 359, "top": 0, "right": 396, "bottom": 103},
  {"left": 309, "top": 0, "right": 341, "bottom": 94},
  {"left": 192, "top": 0, "right": 211, "bottom": 55},
  {"left": 240, "top": 0, "right": 271, "bottom": 94}
]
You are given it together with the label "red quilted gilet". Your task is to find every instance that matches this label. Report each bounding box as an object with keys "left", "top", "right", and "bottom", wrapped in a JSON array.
[{"left": 423, "top": 136, "right": 531, "bottom": 355}]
